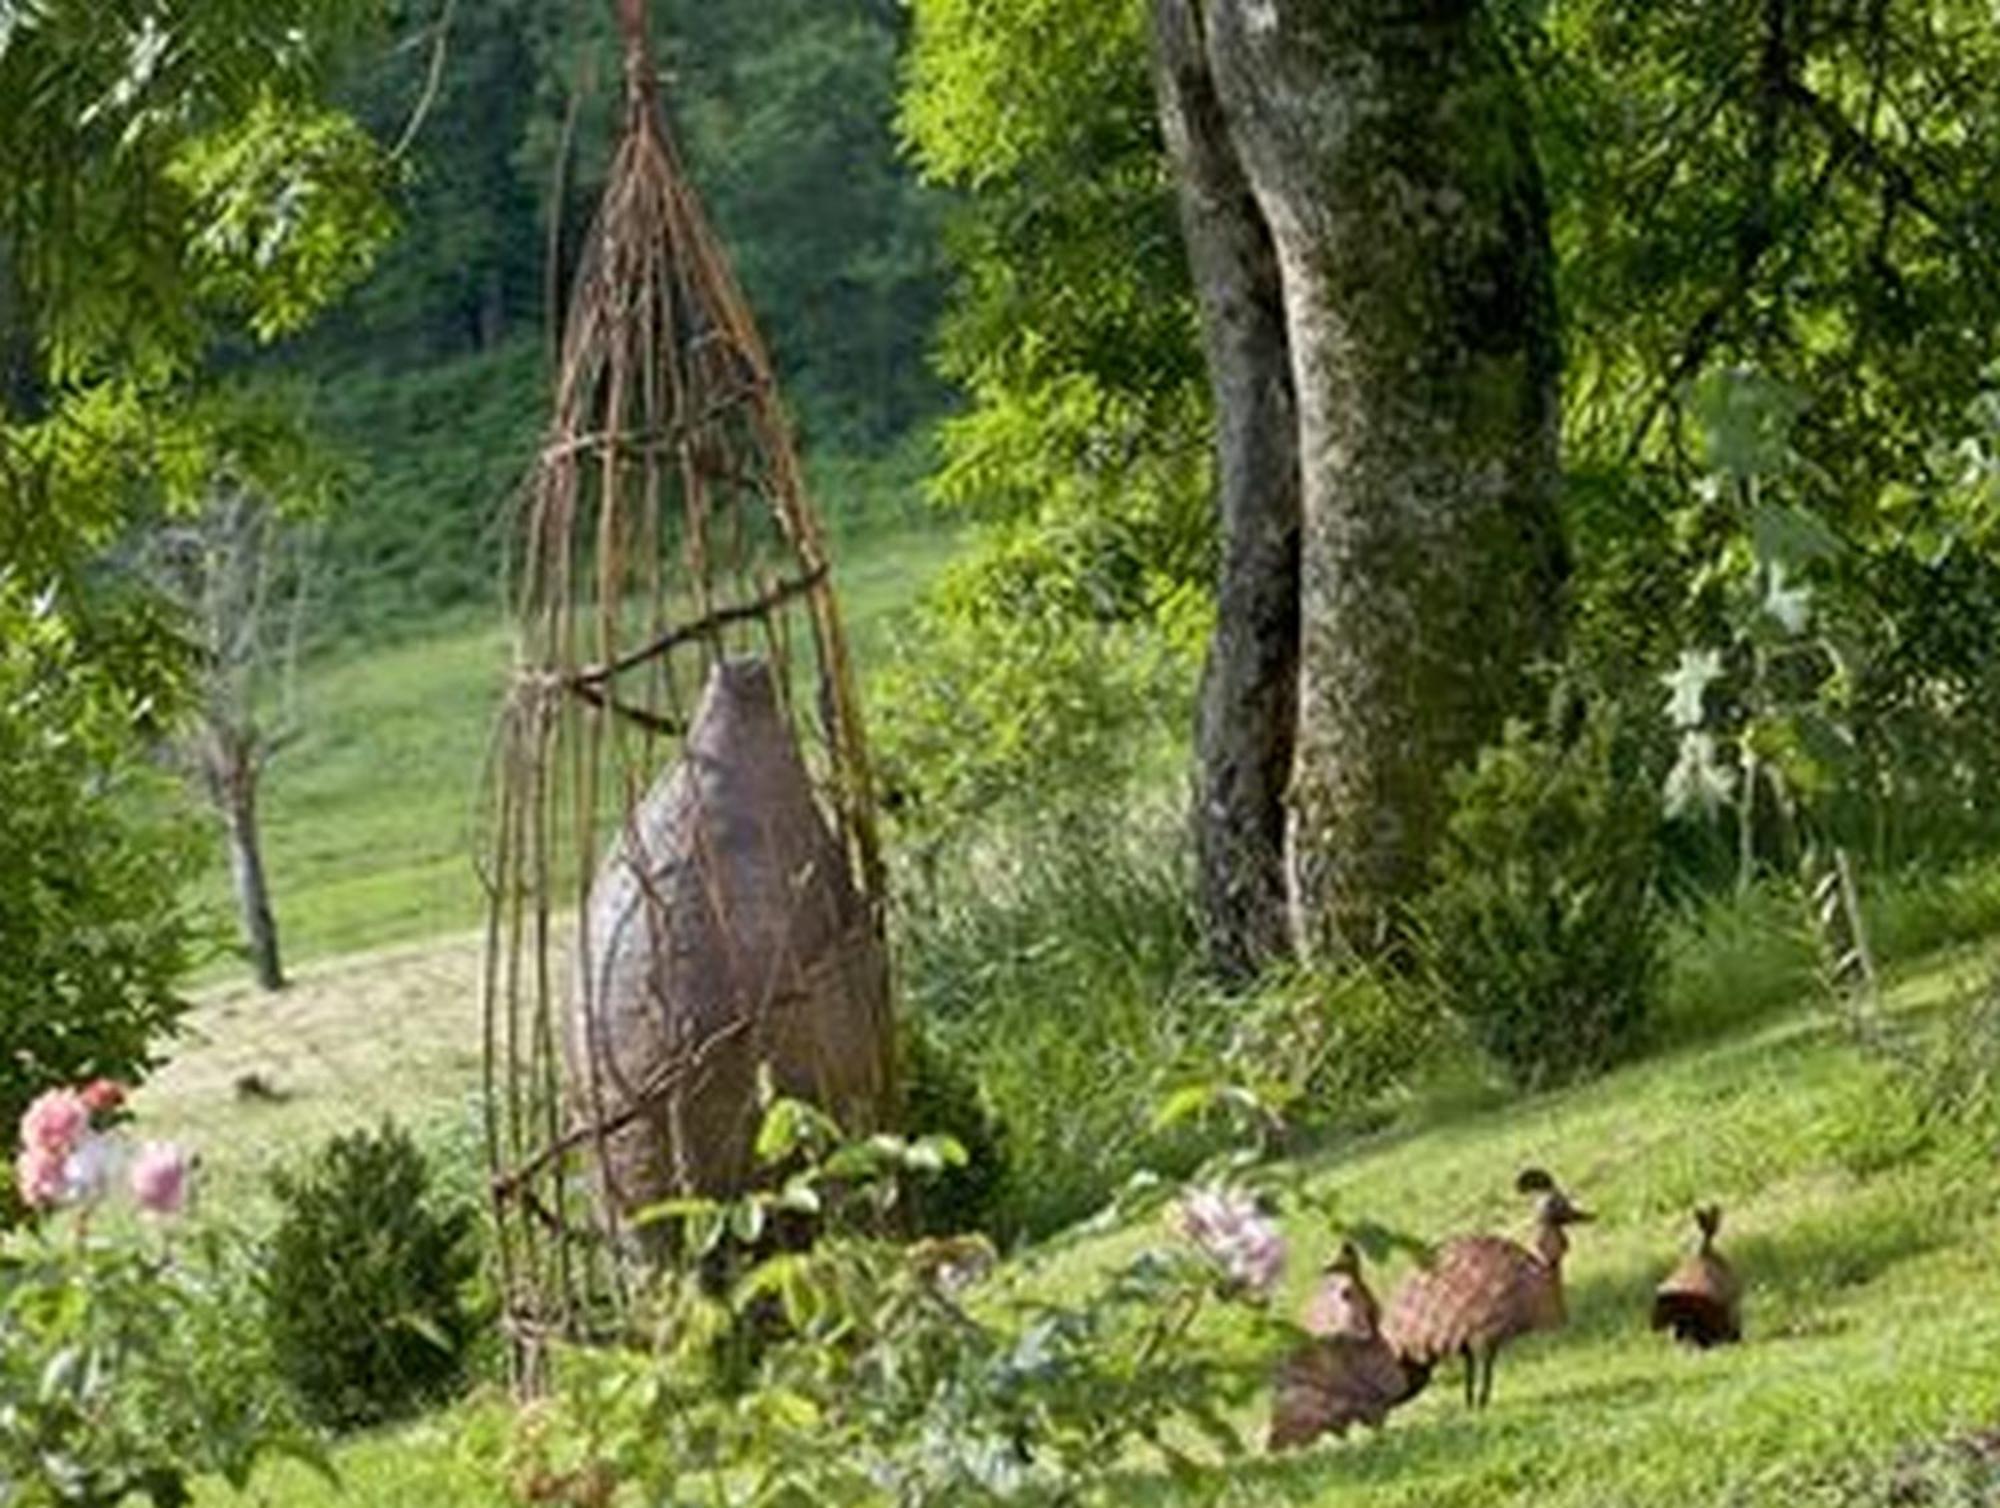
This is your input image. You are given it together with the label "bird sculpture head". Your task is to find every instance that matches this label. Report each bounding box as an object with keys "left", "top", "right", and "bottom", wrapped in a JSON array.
[
  {"left": 1515, "top": 1167, "right": 1592, "bottom": 1257},
  {"left": 1693, "top": 1204, "right": 1723, "bottom": 1249}
]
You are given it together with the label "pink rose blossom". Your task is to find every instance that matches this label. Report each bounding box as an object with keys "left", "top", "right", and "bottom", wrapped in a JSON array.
[
  {"left": 129, "top": 1141, "right": 190, "bottom": 1216},
  {"left": 15, "top": 1145, "right": 66, "bottom": 1209},
  {"left": 1176, "top": 1184, "right": 1288, "bottom": 1300},
  {"left": 20, "top": 1088, "right": 88, "bottom": 1156},
  {"left": 81, "top": 1079, "right": 126, "bottom": 1118}
]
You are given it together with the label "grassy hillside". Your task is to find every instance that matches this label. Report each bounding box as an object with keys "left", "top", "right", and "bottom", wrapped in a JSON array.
[
  {"left": 187, "top": 517, "right": 958, "bottom": 973},
  {"left": 171, "top": 927, "right": 2000, "bottom": 1505},
  {"left": 1062, "top": 953, "right": 2000, "bottom": 1506}
]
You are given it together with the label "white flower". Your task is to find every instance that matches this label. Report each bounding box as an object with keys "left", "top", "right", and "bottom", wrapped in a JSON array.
[
  {"left": 1664, "top": 729, "right": 1739, "bottom": 818},
  {"left": 61, "top": 1133, "right": 114, "bottom": 1207},
  {"left": 1661, "top": 649, "right": 1726, "bottom": 730},
  {"left": 1764, "top": 560, "right": 1812, "bottom": 635}
]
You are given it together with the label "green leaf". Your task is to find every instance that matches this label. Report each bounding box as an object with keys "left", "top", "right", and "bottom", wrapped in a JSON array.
[
  {"left": 1750, "top": 502, "right": 1843, "bottom": 571},
  {"left": 754, "top": 1387, "right": 822, "bottom": 1433},
  {"left": 903, "top": 1134, "right": 969, "bottom": 1173},
  {"left": 1149, "top": 1083, "right": 1220, "bottom": 1133},
  {"left": 730, "top": 1197, "right": 768, "bottom": 1247},
  {"left": 754, "top": 1096, "right": 841, "bottom": 1167},
  {"left": 1692, "top": 366, "right": 1804, "bottom": 479},
  {"left": 37, "top": 1346, "right": 83, "bottom": 1404},
  {"left": 773, "top": 1178, "right": 823, "bottom": 1216},
  {"left": 391, "top": 1310, "right": 453, "bottom": 1354}
]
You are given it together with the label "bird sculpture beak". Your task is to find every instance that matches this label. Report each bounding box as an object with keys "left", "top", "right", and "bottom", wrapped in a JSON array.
[{"left": 1562, "top": 1204, "right": 1595, "bottom": 1224}]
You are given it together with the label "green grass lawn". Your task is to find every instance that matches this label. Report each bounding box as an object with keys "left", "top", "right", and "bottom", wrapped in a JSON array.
[
  {"left": 177, "top": 934, "right": 2000, "bottom": 1506},
  {"left": 187, "top": 520, "right": 958, "bottom": 973}
]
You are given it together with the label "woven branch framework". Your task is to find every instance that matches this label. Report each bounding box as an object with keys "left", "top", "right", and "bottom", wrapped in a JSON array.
[{"left": 481, "top": 0, "right": 889, "bottom": 1394}]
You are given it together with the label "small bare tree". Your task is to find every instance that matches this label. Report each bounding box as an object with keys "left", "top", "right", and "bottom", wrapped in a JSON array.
[{"left": 143, "top": 484, "right": 316, "bottom": 991}]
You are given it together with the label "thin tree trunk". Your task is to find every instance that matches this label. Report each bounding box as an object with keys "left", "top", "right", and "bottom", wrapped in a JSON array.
[
  {"left": 1151, "top": 0, "right": 1301, "bottom": 979},
  {"left": 214, "top": 753, "right": 284, "bottom": 991},
  {"left": 1203, "top": 0, "right": 1567, "bottom": 957}
]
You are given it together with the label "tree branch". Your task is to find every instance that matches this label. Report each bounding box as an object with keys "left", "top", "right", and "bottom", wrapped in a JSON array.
[{"left": 388, "top": 0, "right": 458, "bottom": 163}]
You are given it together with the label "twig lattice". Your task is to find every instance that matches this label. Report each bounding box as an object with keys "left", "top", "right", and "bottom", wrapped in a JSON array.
[{"left": 480, "top": 0, "right": 887, "bottom": 1394}]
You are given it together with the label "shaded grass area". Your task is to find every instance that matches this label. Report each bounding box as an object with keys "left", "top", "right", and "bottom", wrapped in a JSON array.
[
  {"left": 902, "top": 786, "right": 2000, "bottom": 1243},
  {"left": 186, "top": 518, "right": 958, "bottom": 973}
]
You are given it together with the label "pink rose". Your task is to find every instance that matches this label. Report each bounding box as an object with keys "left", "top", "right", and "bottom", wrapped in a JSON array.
[
  {"left": 129, "top": 1141, "right": 190, "bottom": 1216},
  {"left": 1176, "top": 1184, "right": 1288, "bottom": 1300},
  {"left": 20, "top": 1088, "right": 88, "bottom": 1156},
  {"left": 15, "top": 1145, "right": 66, "bottom": 1209}
]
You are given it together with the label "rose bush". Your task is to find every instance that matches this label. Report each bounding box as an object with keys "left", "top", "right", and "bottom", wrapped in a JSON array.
[{"left": 1, "top": 1081, "right": 318, "bottom": 1507}]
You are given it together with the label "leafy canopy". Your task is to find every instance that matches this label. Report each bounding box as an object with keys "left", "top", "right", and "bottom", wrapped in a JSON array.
[{"left": 0, "top": 2, "right": 399, "bottom": 1135}]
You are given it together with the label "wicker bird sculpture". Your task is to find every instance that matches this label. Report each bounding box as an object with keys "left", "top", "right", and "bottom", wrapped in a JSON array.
[
  {"left": 1268, "top": 1243, "right": 1429, "bottom": 1452},
  {"left": 1651, "top": 1205, "right": 1741, "bottom": 1347},
  {"left": 1380, "top": 1169, "right": 1592, "bottom": 1410}
]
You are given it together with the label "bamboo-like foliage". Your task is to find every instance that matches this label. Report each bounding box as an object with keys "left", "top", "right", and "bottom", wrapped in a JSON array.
[{"left": 481, "top": 0, "right": 886, "bottom": 1393}]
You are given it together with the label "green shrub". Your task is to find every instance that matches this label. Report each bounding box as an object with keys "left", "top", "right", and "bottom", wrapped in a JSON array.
[
  {"left": 1868, "top": 856, "right": 2000, "bottom": 969},
  {"left": 896, "top": 808, "right": 1223, "bottom": 1239},
  {"left": 265, "top": 1122, "right": 481, "bottom": 1430},
  {"left": 1221, "top": 964, "right": 1449, "bottom": 1138},
  {"left": 1656, "top": 882, "right": 1819, "bottom": 1043},
  {"left": 869, "top": 522, "right": 1198, "bottom": 851},
  {"left": 1825, "top": 961, "right": 2000, "bottom": 1178},
  {"left": 1413, "top": 694, "right": 1665, "bottom": 1087}
]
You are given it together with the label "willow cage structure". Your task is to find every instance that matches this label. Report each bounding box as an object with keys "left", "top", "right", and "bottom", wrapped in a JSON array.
[{"left": 481, "top": 0, "right": 893, "bottom": 1393}]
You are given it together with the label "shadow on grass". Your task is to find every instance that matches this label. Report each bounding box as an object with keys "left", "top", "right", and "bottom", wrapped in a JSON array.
[
  {"left": 1094, "top": 1388, "right": 1648, "bottom": 1506},
  {"left": 1554, "top": 1175, "right": 1962, "bottom": 1364},
  {"left": 1730, "top": 1189, "right": 1960, "bottom": 1308}
]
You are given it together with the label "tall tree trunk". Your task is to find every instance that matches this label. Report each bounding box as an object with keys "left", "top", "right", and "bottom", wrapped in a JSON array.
[
  {"left": 211, "top": 749, "right": 285, "bottom": 991},
  {"left": 1203, "top": 0, "right": 1567, "bottom": 957},
  {"left": 1151, "top": 0, "right": 1301, "bottom": 979}
]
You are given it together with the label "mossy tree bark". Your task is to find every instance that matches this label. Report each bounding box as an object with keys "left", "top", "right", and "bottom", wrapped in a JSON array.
[
  {"left": 1152, "top": 0, "right": 1300, "bottom": 979},
  {"left": 1157, "top": 0, "right": 1566, "bottom": 959}
]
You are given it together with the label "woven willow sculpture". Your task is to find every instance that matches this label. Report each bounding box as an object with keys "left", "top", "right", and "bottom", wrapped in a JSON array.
[{"left": 482, "top": 0, "right": 892, "bottom": 1391}]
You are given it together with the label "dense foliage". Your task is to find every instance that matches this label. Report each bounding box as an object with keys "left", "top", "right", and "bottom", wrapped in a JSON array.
[
  {"left": 0, "top": 586, "right": 199, "bottom": 1195},
  {"left": 265, "top": 1122, "right": 481, "bottom": 1429},
  {"left": 0, "top": 0, "right": 393, "bottom": 589},
  {"left": 0, "top": 0, "right": 402, "bottom": 1082},
  {"left": 896, "top": 0, "right": 2000, "bottom": 880},
  {"left": 884, "top": 0, "right": 1211, "bottom": 835},
  {"left": 899, "top": 816, "right": 1244, "bottom": 1240},
  {"left": 500, "top": 1093, "right": 1314, "bottom": 1508},
  {"left": 296, "top": 0, "right": 945, "bottom": 634}
]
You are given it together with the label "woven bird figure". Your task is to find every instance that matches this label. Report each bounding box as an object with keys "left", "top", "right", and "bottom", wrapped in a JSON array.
[
  {"left": 1269, "top": 1242, "right": 1426, "bottom": 1452},
  {"left": 1380, "top": 1169, "right": 1592, "bottom": 1410},
  {"left": 1651, "top": 1205, "right": 1741, "bottom": 1347}
]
